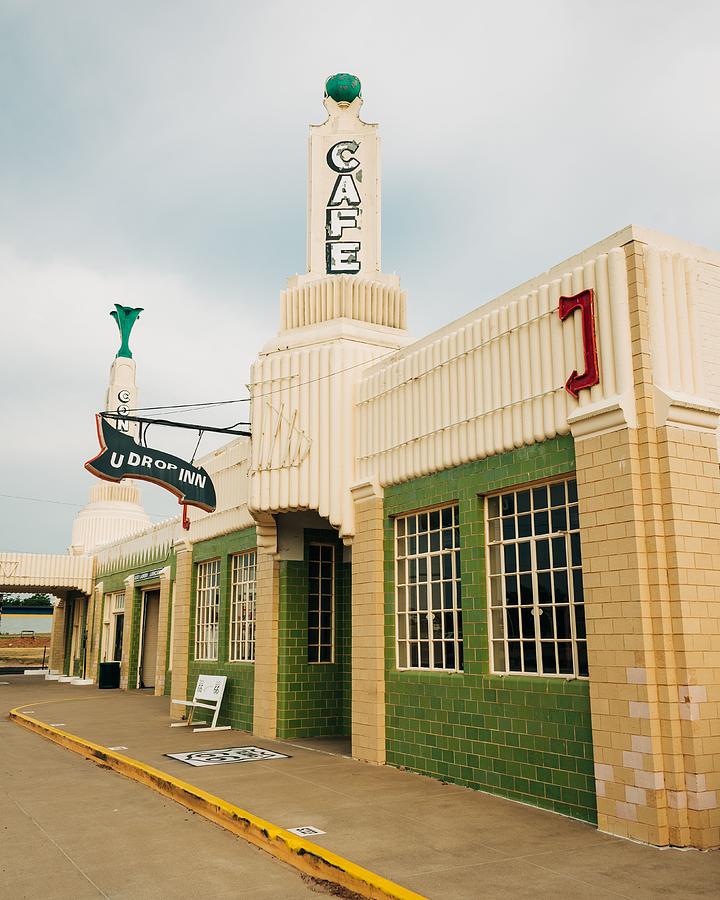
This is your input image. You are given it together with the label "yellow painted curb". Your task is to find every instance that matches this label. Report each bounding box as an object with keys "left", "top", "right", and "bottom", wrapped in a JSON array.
[{"left": 9, "top": 702, "right": 426, "bottom": 900}]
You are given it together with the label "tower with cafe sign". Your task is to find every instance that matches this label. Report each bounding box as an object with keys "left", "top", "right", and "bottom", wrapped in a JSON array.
[
  {"left": 249, "top": 74, "right": 410, "bottom": 539},
  {"left": 299, "top": 73, "right": 393, "bottom": 287}
]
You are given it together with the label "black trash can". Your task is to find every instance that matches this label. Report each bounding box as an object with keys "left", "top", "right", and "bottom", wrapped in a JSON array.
[{"left": 98, "top": 661, "right": 121, "bottom": 689}]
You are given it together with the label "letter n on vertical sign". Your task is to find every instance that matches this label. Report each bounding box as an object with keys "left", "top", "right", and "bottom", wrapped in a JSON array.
[{"left": 558, "top": 289, "right": 600, "bottom": 398}]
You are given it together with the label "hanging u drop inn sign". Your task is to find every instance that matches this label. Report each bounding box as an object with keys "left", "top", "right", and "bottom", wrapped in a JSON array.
[{"left": 85, "top": 415, "right": 217, "bottom": 512}]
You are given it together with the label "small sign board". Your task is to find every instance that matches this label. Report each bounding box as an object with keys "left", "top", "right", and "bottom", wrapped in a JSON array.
[
  {"left": 165, "top": 746, "right": 290, "bottom": 767},
  {"left": 194, "top": 674, "right": 226, "bottom": 703},
  {"left": 288, "top": 826, "right": 326, "bottom": 837},
  {"left": 135, "top": 569, "right": 163, "bottom": 583}
]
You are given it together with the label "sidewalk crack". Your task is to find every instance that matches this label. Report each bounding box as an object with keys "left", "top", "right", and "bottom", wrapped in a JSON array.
[{"left": 5, "top": 792, "right": 111, "bottom": 898}]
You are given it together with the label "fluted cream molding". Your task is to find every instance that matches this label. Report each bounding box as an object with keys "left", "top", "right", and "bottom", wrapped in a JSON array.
[
  {"left": 95, "top": 517, "right": 180, "bottom": 578},
  {"left": 356, "top": 247, "right": 634, "bottom": 487},
  {"left": 181, "top": 437, "right": 255, "bottom": 541},
  {"left": 249, "top": 340, "right": 403, "bottom": 540},
  {"left": 0, "top": 552, "right": 94, "bottom": 595},
  {"left": 645, "top": 247, "right": 720, "bottom": 431},
  {"left": 695, "top": 258, "right": 720, "bottom": 412},
  {"left": 280, "top": 276, "right": 406, "bottom": 331}
]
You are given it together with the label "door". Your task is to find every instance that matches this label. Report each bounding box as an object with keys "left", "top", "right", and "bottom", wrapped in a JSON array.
[
  {"left": 113, "top": 614, "right": 124, "bottom": 662},
  {"left": 140, "top": 590, "right": 160, "bottom": 689}
]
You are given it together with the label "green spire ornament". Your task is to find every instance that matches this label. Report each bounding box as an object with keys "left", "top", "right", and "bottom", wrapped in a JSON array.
[
  {"left": 325, "top": 73, "right": 361, "bottom": 105},
  {"left": 110, "top": 303, "right": 143, "bottom": 359}
]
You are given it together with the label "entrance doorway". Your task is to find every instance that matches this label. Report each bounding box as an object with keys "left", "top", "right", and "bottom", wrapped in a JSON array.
[
  {"left": 68, "top": 596, "right": 87, "bottom": 677},
  {"left": 113, "top": 612, "right": 125, "bottom": 662},
  {"left": 138, "top": 589, "right": 160, "bottom": 689}
]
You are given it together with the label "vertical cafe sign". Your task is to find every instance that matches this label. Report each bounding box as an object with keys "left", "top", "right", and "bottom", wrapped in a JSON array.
[
  {"left": 325, "top": 139, "right": 362, "bottom": 274},
  {"left": 322, "top": 72, "right": 365, "bottom": 276}
]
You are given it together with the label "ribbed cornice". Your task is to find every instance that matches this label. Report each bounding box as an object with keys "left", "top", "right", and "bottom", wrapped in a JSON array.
[{"left": 281, "top": 276, "right": 406, "bottom": 331}]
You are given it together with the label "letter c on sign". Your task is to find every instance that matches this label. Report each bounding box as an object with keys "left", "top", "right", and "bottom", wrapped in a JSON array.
[
  {"left": 327, "top": 141, "right": 359, "bottom": 173},
  {"left": 117, "top": 390, "right": 131, "bottom": 403}
]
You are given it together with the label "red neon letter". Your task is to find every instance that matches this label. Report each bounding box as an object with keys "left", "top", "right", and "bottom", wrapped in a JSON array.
[{"left": 558, "top": 289, "right": 600, "bottom": 399}]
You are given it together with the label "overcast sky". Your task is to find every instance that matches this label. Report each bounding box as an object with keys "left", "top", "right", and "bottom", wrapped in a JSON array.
[{"left": 2, "top": 0, "right": 719, "bottom": 554}]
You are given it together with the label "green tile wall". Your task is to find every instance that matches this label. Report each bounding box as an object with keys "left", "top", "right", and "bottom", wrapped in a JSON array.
[
  {"left": 187, "top": 527, "right": 257, "bottom": 730},
  {"left": 95, "top": 550, "right": 177, "bottom": 688},
  {"left": 276, "top": 529, "right": 351, "bottom": 739},
  {"left": 127, "top": 588, "right": 144, "bottom": 688},
  {"left": 384, "top": 436, "right": 597, "bottom": 824}
]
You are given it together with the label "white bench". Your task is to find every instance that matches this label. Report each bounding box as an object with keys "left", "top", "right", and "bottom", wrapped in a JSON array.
[{"left": 171, "top": 674, "right": 231, "bottom": 733}]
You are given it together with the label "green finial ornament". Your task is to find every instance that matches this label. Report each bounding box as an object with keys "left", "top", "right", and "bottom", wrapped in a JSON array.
[
  {"left": 325, "top": 73, "right": 361, "bottom": 105},
  {"left": 110, "top": 303, "right": 143, "bottom": 358}
]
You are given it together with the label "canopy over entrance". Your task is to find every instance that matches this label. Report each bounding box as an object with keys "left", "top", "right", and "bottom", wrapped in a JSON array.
[{"left": 0, "top": 551, "right": 94, "bottom": 597}]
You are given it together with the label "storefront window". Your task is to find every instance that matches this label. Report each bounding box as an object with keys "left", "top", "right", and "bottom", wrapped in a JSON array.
[
  {"left": 308, "top": 544, "right": 334, "bottom": 663},
  {"left": 195, "top": 559, "right": 220, "bottom": 660},
  {"left": 229, "top": 550, "right": 256, "bottom": 662},
  {"left": 102, "top": 591, "right": 125, "bottom": 662},
  {"left": 486, "top": 478, "right": 587, "bottom": 677},
  {"left": 395, "top": 504, "right": 463, "bottom": 671}
]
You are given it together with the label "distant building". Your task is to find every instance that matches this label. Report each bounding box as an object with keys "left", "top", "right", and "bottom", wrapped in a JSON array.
[
  {"left": 3, "top": 75, "right": 719, "bottom": 850},
  {"left": 0, "top": 605, "right": 53, "bottom": 635}
]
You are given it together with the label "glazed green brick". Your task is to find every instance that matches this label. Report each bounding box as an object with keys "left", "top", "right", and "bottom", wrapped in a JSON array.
[
  {"left": 383, "top": 437, "right": 597, "bottom": 825},
  {"left": 187, "top": 527, "right": 257, "bottom": 730},
  {"left": 276, "top": 529, "right": 351, "bottom": 740},
  {"left": 92, "top": 550, "right": 178, "bottom": 688}
]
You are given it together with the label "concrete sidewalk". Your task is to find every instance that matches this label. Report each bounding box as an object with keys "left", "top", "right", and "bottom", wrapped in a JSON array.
[{"left": 4, "top": 676, "right": 719, "bottom": 899}]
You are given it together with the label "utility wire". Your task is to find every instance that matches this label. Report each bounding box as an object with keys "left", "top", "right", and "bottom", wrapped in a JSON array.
[
  {"left": 126, "top": 347, "right": 397, "bottom": 415},
  {"left": 0, "top": 492, "right": 171, "bottom": 520}
]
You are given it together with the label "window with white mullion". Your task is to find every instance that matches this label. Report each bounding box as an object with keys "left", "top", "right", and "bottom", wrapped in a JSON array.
[
  {"left": 308, "top": 544, "right": 334, "bottom": 663},
  {"left": 487, "top": 477, "right": 587, "bottom": 678},
  {"left": 229, "top": 550, "right": 256, "bottom": 662},
  {"left": 395, "top": 504, "right": 463, "bottom": 672},
  {"left": 195, "top": 558, "right": 220, "bottom": 661}
]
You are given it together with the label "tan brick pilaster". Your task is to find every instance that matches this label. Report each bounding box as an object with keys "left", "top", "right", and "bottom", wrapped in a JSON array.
[
  {"left": 119, "top": 575, "right": 135, "bottom": 689},
  {"left": 574, "top": 426, "right": 673, "bottom": 845},
  {"left": 170, "top": 542, "right": 193, "bottom": 717},
  {"left": 573, "top": 240, "right": 720, "bottom": 849},
  {"left": 86, "top": 581, "right": 104, "bottom": 681},
  {"left": 153, "top": 567, "right": 172, "bottom": 697},
  {"left": 350, "top": 481, "right": 386, "bottom": 765},
  {"left": 656, "top": 425, "right": 720, "bottom": 848},
  {"left": 252, "top": 516, "right": 279, "bottom": 739},
  {"left": 49, "top": 594, "right": 67, "bottom": 673}
]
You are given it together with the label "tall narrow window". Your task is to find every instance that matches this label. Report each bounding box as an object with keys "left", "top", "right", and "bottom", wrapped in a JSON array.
[
  {"left": 487, "top": 477, "right": 587, "bottom": 677},
  {"left": 102, "top": 592, "right": 125, "bottom": 662},
  {"left": 308, "top": 544, "right": 334, "bottom": 663},
  {"left": 195, "top": 558, "right": 220, "bottom": 660},
  {"left": 395, "top": 504, "right": 463, "bottom": 671},
  {"left": 229, "top": 550, "right": 256, "bottom": 662}
]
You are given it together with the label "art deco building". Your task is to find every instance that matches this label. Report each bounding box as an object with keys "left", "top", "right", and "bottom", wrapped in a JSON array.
[{"left": 4, "top": 74, "right": 720, "bottom": 851}]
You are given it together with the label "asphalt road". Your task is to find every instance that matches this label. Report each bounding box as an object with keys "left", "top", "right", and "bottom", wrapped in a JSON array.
[{"left": 1, "top": 679, "right": 323, "bottom": 899}]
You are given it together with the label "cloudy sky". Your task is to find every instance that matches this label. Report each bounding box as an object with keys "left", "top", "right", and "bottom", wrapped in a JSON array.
[{"left": 2, "top": 0, "right": 719, "bottom": 554}]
